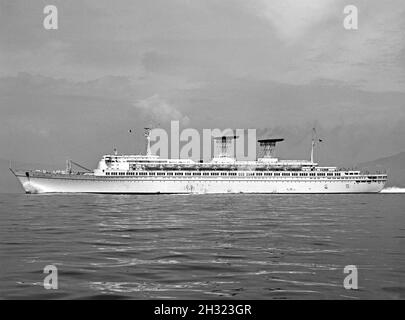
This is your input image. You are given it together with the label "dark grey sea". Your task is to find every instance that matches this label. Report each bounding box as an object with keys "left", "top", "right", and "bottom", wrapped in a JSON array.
[{"left": 0, "top": 193, "right": 404, "bottom": 299}]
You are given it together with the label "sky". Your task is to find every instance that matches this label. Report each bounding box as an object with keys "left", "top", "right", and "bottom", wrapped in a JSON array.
[{"left": 1, "top": 0, "right": 405, "bottom": 191}]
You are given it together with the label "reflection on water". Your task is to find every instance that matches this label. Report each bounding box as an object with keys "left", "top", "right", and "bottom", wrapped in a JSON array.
[{"left": 0, "top": 193, "right": 404, "bottom": 299}]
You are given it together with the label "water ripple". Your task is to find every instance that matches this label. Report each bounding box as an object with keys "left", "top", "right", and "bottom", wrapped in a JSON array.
[{"left": 0, "top": 193, "right": 404, "bottom": 299}]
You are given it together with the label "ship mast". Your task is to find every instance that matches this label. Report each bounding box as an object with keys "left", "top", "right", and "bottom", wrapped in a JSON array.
[
  {"left": 144, "top": 127, "right": 152, "bottom": 156},
  {"left": 66, "top": 159, "right": 72, "bottom": 174},
  {"left": 310, "top": 127, "right": 321, "bottom": 163}
]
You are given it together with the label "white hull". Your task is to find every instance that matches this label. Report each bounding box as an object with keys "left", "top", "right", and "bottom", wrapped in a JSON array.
[{"left": 14, "top": 173, "right": 386, "bottom": 194}]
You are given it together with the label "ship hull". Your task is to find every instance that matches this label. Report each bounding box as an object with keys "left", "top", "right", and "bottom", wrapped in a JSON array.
[{"left": 13, "top": 171, "right": 386, "bottom": 194}]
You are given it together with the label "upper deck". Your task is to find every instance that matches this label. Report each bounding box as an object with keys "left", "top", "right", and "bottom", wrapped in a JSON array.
[
  {"left": 17, "top": 128, "right": 385, "bottom": 180},
  {"left": 93, "top": 131, "right": 367, "bottom": 176}
]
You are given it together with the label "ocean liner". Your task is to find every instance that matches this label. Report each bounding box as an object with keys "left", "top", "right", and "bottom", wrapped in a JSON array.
[{"left": 11, "top": 128, "right": 387, "bottom": 194}]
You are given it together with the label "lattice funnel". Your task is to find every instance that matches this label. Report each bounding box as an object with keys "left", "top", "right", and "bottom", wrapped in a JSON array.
[{"left": 258, "top": 138, "right": 284, "bottom": 158}]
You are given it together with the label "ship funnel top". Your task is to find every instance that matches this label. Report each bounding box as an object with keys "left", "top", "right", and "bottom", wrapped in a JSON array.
[
  {"left": 258, "top": 138, "right": 284, "bottom": 158},
  {"left": 213, "top": 135, "right": 238, "bottom": 158}
]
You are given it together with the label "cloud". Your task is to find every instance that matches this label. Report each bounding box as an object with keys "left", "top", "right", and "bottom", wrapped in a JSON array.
[
  {"left": 134, "top": 94, "right": 190, "bottom": 125},
  {"left": 241, "top": 0, "right": 405, "bottom": 91},
  {"left": 0, "top": 73, "right": 194, "bottom": 126},
  {"left": 252, "top": 0, "right": 339, "bottom": 43},
  {"left": 2, "top": 0, "right": 405, "bottom": 92}
]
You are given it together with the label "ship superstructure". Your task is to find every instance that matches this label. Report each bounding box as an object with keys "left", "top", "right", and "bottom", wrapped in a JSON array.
[{"left": 11, "top": 128, "right": 387, "bottom": 194}]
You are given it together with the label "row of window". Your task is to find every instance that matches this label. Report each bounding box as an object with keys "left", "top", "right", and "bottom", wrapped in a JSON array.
[{"left": 105, "top": 171, "right": 367, "bottom": 178}]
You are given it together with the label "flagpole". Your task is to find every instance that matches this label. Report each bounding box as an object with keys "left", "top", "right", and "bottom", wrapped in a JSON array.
[
  {"left": 311, "top": 128, "right": 316, "bottom": 163},
  {"left": 128, "top": 129, "right": 134, "bottom": 155}
]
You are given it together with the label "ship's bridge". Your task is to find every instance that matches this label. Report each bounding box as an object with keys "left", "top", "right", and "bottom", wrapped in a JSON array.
[{"left": 97, "top": 153, "right": 196, "bottom": 173}]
